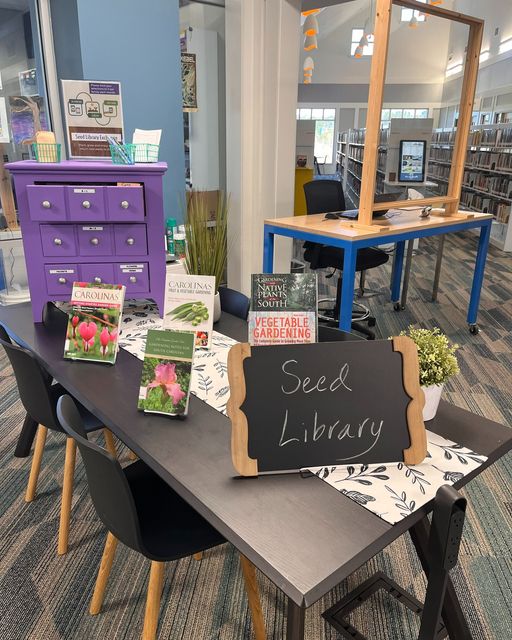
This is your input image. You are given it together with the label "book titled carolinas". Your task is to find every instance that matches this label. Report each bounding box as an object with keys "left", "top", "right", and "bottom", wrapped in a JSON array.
[
  {"left": 248, "top": 273, "right": 318, "bottom": 346},
  {"left": 64, "top": 282, "right": 126, "bottom": 364},
  {"left": 138, "top": 329, "right": 195, "bottom": 417}
]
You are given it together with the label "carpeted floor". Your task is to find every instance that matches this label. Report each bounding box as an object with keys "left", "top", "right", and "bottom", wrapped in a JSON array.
[{"left": 0, "top": 231, "right": 511, "bottom": 639}]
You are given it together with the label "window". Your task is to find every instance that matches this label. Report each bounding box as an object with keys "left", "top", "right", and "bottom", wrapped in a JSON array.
[
  {"left": 314, "top": 120, "right": 335, "bottom": 165},
  {"left": 381, "top": 108, "right": 430, "bottom": 128},
  {"left": 401, "top": 0, "right": 426, "bottom": 23},
  {"left": 351, "top": 29, "right": 374, "bottom": 57},
  {"left": 296, "top": 108, "right": 336, "bottom": 121},
  {"left": 299, "top": 108, "right": 311, "bottom": 120}
]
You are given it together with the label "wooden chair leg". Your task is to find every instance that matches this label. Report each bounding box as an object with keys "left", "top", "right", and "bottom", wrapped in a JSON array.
[
  {"left": 103, "top": 429, "right": 117, "bottom": 458},
  {"left": 240, "top": 555, "right": 267, "bottom": 640},
  {"left": 25, "top": 425, "right": 48, "bottom": 502},
  {"left": 57, "top": 437, "right": 77, "bottom": 555},
  {"left": 142, "top": 561, "right": 165, "bottom": 640},
  {"left": 90, "top": 532, "right": 119, "bottom": 615},
  {"left": 193, "top": 552, "right": 203, "bottom": 561}
]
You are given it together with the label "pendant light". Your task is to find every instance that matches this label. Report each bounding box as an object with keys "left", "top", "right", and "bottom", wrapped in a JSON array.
[
  {"left": 304, "top": 34, "right": 318, "bottom": 51},
  {"left": 303, "top": 56, "right": 315, "bottom": 71},
  {"left": 301, "top": 9, "right": 321, "bottom": 17},
  {"left": 303, "top": 14, "right": 319, "bottom": 37},
  {"left": 409, "top": 14, "right": 418, "bottom": 28},
  {"left": 354, "top": 44, "right": 364, "bottom": 58},
  {"left": 430, "top": 0, "right": 443, "bottom": 5}
]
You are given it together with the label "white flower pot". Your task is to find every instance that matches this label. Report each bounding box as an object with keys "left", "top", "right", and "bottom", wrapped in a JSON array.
[
  {"left": 422, "top": 383, "right": 444, "bottom": 421},
  {"left": 213, "top": 291, "right": 221, "bottom": 323}
]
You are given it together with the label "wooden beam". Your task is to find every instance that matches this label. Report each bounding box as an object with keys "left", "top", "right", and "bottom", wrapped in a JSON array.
[
  {"left": 359, "top": 0, "right": 393, "bottom": 226},
  {"left": 393, "top": 0, "right": 484, "bottom": 25},
  {"left": 372, "top": 195, "right": 458, "bottom": 212},
  {"left": 446, "top": 21, "right": 484, "bottom": 215}
]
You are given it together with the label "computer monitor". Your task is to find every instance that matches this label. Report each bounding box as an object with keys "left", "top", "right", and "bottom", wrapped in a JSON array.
[{"left": 398, "top": 140, "right": 427, "bottom": 183}]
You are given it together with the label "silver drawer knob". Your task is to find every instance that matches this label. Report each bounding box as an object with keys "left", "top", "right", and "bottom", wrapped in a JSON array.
[
  {"left": 42, "top": 200, "right": 51, "bottom": 209},
  {"left": 121, "top": 200, "right": 129, "bottom": 209},
  {"left": 82, "top": 200, "right": 91, "bottom": 209},
  {"left": 94, "top": 277, "right": 102, "bottom": 284},
  {"left": 126, "top": 237, "right": 135, "bottom": 245},
  {"left": 58, "top": 277, "right": 67, "bottom": 284},
  {"left": 90, "top": 237, "right": 99, "bottom": 245},
  {"left": 129, "top": 276, "right": 137, "bottom": 283},
  {"left": 53, "top": 238, "right": 62, "bottom": 246}
]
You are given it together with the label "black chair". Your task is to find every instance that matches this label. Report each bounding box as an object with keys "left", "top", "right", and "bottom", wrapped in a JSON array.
[
  {"left": 219, "top": 286, "right": 250, "bottom": 320},
  {"left": 318, "top": 324, "right": 364, "bottom": 343},
  {"left": 56, "top": 395, "right": 266, "bottom": 640},
  {"left": 303, "top": 179, "right": 389, "bottom": 339},
  {"left": 0, "top": 323, "right": 116, "bottom": 555}
]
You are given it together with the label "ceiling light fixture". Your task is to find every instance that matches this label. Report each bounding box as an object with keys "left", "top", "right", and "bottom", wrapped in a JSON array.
[
  {"left": 304, "top": 34, "right": 318, "bottom": 51},
  {"left": 409, "top": 14, "right": 418, "bottom": 28},
  {"left": 303, "top": 14, "right": 319, "bottom": 37},
  {"left": 430, "top": 0, "right": 443, "bottom": 5},
  {"left": 301, "top": 9, "right": 321, "bottom": 17},
  {"left": 303, "top": 56, "right": 315, "bottom": 71},
  {"left": 354, "top": 44, "right": 364, "bottom": 58}
]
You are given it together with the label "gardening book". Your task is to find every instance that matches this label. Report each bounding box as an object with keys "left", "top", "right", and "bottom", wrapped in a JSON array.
[
  {"left": 163, "top": 273, "right": 215, "bottom": 349},
  {"left": 138, "top": 329, "right": 195, "bottom": 416},
  {"left": 64, "top": 282, "right": 126, "bottom": 364},
  {"left": 248, "top": 273, "right": 318, "bottom": 346}
]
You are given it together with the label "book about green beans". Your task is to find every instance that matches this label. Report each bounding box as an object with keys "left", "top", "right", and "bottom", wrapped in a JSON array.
[
  {"left": 163, "top": 273, "right": 215, "bottom": 349},
  {"left": 138, "top": 329, "right": 195, "bottom": 416}
]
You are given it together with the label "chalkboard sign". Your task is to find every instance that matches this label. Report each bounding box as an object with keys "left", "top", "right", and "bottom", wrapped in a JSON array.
[{"left": 227, "top": 337, "right": 426, "bottom": 476}]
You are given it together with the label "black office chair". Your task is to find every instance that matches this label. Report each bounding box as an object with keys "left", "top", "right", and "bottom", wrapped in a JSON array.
[
  {"left": 56, "top": 395, "right": 266, "bottom": 640},
  {"left": 303, "top": 179, "right": 389, "bottom": 339},
  {"left": 318, "top": 324, "right": 363, "bottom": 343},
  {"left": 0, "top": 323, "right": 116, "bottom": 555},
  {"left": 219, "top": 286, "right": 250, "bottom": 320}
]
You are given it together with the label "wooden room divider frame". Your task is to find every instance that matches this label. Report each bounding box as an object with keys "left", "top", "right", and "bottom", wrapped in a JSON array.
[{"left": 358, "top": 0, "right": 484, "bottom": 227}]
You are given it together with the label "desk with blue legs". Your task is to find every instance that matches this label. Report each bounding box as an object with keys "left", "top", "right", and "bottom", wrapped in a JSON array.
[{"left": 263, "top": 210, "right": 493, "bottom": 334}]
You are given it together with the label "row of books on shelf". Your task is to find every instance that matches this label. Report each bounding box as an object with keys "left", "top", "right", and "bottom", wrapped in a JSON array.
[
  {"left": 346, "top": 173, "right": 361, "bottom": 197},
  {"left": 349, "top": 146, "right": 364, "bottom": 162},
  {"left": 63, "top": 273, "right": 320, "bottom": 417},
  {"left": 430, "top": 147, "right": 512, "bottom": 172},
  {"left": 463, "top": 171, "right": 512, "bottom": 199},
  {"left": 459, "top": 191, "right": 511, "bottom": 223},
  {"left": 348, "top": 158, "right": 363, "bottom": 179},
  {"left": 432, "top": 127, "right": 512, "bottom": 147}
]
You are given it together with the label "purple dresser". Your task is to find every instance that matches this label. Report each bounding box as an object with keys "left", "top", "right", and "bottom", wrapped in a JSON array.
[{"left": 6, "top": 160, "right": 168, "bottom": 322}]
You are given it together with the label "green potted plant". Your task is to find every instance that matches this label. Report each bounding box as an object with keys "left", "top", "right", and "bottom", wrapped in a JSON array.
[
  {"left": 184, "top": 191, "right": 229, "bottom": 322},
  {"left": 399, "top": 326, "right": 460, "bottom": 421}
]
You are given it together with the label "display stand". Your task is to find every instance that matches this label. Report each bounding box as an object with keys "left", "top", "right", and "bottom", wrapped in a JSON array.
[{"left": 0, "top": 145, "right": 17, "bottom": 229}]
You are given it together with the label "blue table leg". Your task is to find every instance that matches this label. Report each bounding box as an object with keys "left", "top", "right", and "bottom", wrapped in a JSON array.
[
  {"left": 339, "top": 244, "right": 357, "bottom": 332},
  {"left": 391, "top": 241, "right": 406, "bottom": 303},
  {"left": 263, "top": 226, "right": 275, "bottom": 273},
  {"left": 467, "top": 221, "right": 491, "bottom": 327}
]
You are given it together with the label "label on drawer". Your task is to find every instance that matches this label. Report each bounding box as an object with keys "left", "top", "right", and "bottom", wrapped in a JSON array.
[
  {"left": 49, "top": 269, "right": 75, "bottom": 274},
  {"left": 73, "top": 188, "right": 96, "bottom": 193},
  {"left": 82, "top": 226, "right": 104, "bottom": 231},
  {"left": 121, "top": 263, "right": 144, "bottom": 272}
]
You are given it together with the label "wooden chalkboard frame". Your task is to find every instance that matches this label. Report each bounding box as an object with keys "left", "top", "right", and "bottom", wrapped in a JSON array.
[{"left": 227, "top": 336, "right": 426, "bottom": 477}]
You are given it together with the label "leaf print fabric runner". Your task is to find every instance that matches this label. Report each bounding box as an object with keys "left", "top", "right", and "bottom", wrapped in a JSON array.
[
  {"left": 116, "top": 301, "right": 237, "bottom": 415},
  {"left": 307, "top": 430, "right": 487, "bottom": 524}
]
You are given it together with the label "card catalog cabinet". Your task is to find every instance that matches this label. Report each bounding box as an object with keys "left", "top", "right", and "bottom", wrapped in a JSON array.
[{"left": 6, "top": 160, "right": 168, "bottom": 322}]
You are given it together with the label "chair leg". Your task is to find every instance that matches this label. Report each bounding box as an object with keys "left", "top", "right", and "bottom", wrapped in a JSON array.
[
  {"left": 193, "top": 552, "right": 203, "bottom": 561},
  {"left": 359, "top": 270, "right": 366, "bottom": 296},
  {"left": 25, "top": 425, "right": 48, "bottom": 502},
  {"left": 240, "top": 555, "right": 267, "bottom": 640},
  {"left": 128, "top": 449, "right": 138, "bottom": 461},
  {"left": 90, "top": 532, "right": 119, "bottom": 615},
  {"left": 103, "top": 429, "right": 117, "bottom": 458},
  {"left": 57, "top": 437, "right": 77, "bottom": 555},
  {"left": 142, "top": 561, "right": 165, "bottom": 640}
]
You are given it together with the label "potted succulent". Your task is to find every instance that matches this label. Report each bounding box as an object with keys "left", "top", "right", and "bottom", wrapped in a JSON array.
[
  {"left": 399, "top": 326, "right": 460, "bottom": 421},
  {"left": 184, "top": 191, "right": 229, "bottom": 322}
]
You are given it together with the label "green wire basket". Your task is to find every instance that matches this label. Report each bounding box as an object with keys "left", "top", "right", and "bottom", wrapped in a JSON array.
[
  {"left": 31, "top": 143, "right": 61, "bottom": 163},
  {"left": 133, "top": 143, "right": 159, "bottom": 163},
  {"left": 109, "top": 143, "right": 159, "bottom": 165}
]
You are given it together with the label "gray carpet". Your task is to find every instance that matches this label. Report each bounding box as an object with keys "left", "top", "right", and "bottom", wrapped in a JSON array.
[{"left": 0, "top": 231, "right": 511, "bottom": 639}]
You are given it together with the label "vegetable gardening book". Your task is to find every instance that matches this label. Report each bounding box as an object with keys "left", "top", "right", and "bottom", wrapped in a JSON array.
[
  {"left": 138, "top": 329, "right": 195, "bottom": 416},
  {"left": 163, "top": 273, "right": 215, "bottom": 349},
  {"left": 64, "top": 282, "right": 126, "bottom": 364},
  {"left": 248, "top": 273, "right": 318, "bottom": 346}
]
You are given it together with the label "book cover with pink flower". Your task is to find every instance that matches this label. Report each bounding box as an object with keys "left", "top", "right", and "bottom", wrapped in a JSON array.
[
  {"left": 138, "top": 329, "right": 195, "bottom": 416},
  {"left": 64, "top": 282, "right": 126, "bottom": 364}
]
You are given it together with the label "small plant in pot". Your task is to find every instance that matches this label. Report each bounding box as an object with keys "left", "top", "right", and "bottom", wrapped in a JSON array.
[
  {"left": 184, "top": 191, "right": 229, "bottom": 322},
  {"left": 399, "top": 326, "right": 460, "bottom": 421}
]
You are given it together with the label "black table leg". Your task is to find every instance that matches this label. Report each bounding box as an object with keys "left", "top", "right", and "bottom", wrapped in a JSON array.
[
  {"left": 410, "top": 516, "right": 472, "bottom": 640},
  {"left": 14, "top": 414, "right": 38, "bottom": 458},
  {"left": 286, "top": 599, "right": 305, "bottom": 640}
]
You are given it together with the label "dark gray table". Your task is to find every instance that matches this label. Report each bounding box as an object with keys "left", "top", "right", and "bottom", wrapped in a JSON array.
[{"left": 2, "top": 302, "right": 511, "bottom": 640}]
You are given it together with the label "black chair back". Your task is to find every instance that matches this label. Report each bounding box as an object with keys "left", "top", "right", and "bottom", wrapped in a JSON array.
[
  {"left": 0, "top": 323, "right": 61, "bottom": 431},
  {"left": 318, "top": 325, "right": 364, "bottom": 342},
  {"left": 303, "top": 179, "right": 346, "bottom": 215},
  {"left": 57, "top": 395, "right": 143, "bottom": 553},
  {"left": 219, "top": 286, "right": 250, "bottom": 320}
]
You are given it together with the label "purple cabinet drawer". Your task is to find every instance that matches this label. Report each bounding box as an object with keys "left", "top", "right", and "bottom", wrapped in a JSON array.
[
  {"left": 114, "top": 224, "right": 148, "bottom": 256},
  {"left": 27, "top": 185, "right": 66, "bottom": 221},
  {"left": 80, "top": 263, "right": 115, "bottom": 286},
  {"left": 40, "top": 225, "right": 76, "bottom": 257},
  {"left": 45, "top": 264, "right": 78, "bottom": 295},
  {"left": 106, "top": 186, "right": 144, "bottom": 221},
  {"left": 115, "top": 263, "right": 149, "bottom": 293},
  {"left": 66, "top": 186, "right": 106, "bottom": 221},
  {"left": 77, "top": 225, "right": 113, "bottom": 256}
]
